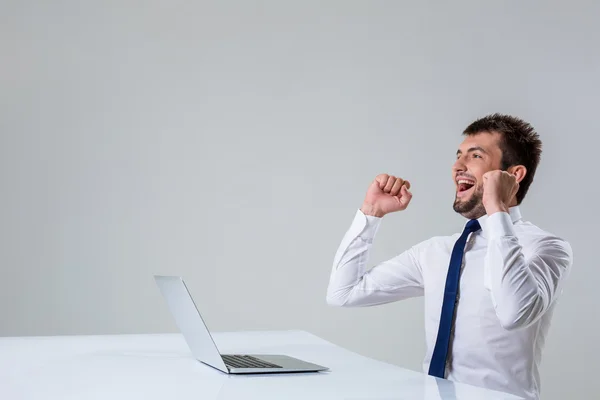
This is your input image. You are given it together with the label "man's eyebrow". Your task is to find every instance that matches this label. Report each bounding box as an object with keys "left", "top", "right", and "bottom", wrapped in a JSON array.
[{"left": 456, "top": 146, "right": 488, "bottom": 155}]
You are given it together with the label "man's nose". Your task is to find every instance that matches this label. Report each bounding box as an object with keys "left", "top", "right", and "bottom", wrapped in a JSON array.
[{"left": 453, "top": 157, "right": 466, "bottom": 173}]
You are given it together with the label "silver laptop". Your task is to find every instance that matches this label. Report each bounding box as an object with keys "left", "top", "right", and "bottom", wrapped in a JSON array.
[{"left": 154, "top": 275, "right": 328, "bottom": 374}]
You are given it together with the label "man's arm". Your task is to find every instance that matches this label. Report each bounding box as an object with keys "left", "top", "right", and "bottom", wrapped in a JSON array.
[
  {"left": 326, "top": 209, "right": 424, "bottom": 307},
  {"left": 483, "top": 211, "right": 573, "bottom": 330},
  {"left": 481, "top": 170, "right": 574, "bottom": 330}
]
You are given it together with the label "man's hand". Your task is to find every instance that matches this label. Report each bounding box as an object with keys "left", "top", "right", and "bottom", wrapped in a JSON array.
[
  {"left": 482, "top": 170, "right": 519, "bottom": 215},
  {"left": 360, "top": 174, "right": 412, "bottom": 217}
]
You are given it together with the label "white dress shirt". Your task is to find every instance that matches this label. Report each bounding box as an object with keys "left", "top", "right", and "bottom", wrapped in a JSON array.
[{"left": 327, "top": 206, "right": 573, "bottom": 400}]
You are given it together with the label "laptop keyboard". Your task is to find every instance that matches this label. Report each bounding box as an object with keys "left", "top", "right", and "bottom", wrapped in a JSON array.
[{"left": 222, "top": 354, "right": 283, "bottom": 369}]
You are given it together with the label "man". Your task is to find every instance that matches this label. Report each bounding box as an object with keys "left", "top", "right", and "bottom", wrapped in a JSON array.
[{"left": 326, "top": 114, "right": 573, "bottom": 400}]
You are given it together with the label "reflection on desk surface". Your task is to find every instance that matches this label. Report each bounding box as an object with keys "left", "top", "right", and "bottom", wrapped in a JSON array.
[{"left": 213, "top": 371, "right": 523, "bottom": 400}]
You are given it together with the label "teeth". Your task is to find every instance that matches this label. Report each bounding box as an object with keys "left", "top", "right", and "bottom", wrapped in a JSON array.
[{"left": 457, "top": 179, "right": 475, "bottom": 185}]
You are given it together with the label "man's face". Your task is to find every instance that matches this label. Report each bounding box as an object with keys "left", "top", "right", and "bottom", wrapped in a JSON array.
[{"left": 452, "top": 132, "right": 503, "bottom": 219}]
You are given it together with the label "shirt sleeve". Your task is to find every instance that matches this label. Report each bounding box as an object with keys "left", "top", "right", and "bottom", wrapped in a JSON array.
[
  {"left": 483, "top": 211, "right": 573, "bottom": 330},
  {"left": 326, "top": 210, "right": 425, "bottom": 307}
]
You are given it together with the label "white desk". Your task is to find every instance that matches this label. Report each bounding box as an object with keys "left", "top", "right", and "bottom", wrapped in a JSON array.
[{"left": 0, "top": 330, "right": 522, "bottom": 399}]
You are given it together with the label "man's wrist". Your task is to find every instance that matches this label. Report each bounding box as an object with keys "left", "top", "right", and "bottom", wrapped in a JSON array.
[
  {"left": 360, "top": 203, "right": 385, "bottom": 218},
  {"left": 486, "top": 209, "right": 516, "bottom": 238},
  {"left": 484, "top": 201, "right": 509, "bottom": 216}
]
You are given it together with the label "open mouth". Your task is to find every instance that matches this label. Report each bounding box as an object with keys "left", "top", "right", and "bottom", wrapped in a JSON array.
[{"left": 456, "top": 178, "right": 476, "bottom": 196}]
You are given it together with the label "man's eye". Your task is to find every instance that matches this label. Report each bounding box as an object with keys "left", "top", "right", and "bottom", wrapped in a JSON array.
[{"left": 473, "top": 154, "right": 482, "bottom": 159}]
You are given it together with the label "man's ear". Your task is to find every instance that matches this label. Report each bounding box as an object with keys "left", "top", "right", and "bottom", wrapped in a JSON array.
[{"left": 507, "top": 165, "right": 527, "bottom": 184}]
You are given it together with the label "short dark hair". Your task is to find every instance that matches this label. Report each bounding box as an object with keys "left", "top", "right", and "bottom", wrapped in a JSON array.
[{"left": 463, "top": 113, "right": 542, "bottom": 204}]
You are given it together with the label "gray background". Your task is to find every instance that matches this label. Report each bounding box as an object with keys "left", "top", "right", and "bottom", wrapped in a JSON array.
[{"left": 1, "top": 1, "right": 597, "bottom": 399}]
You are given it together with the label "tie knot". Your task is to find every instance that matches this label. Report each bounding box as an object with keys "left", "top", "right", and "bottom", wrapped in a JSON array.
[{"left": 465, "top": 219, "right": 481, "bottom": 233}]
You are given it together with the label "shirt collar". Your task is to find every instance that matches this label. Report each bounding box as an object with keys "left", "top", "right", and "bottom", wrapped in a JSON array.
[{"left": 476, "top": 206, "right": 522, "bottom": 237}]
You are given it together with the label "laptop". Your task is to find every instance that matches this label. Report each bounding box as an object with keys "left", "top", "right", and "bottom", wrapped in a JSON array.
[{"left": 154, "top": 275, "right": 329, "bottom": 374}]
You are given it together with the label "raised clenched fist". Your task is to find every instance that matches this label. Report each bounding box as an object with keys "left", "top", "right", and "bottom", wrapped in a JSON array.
[
  {"left": 360, "top": 174, "right": 412, "bottom": 217},
  {"left": 482, "top": 170, "right": 519, "bottom": 215}
]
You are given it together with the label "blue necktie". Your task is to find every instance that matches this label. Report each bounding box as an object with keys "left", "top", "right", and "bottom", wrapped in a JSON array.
[{"left": 428, "top": 219, "right": 481, "bottom": 378}]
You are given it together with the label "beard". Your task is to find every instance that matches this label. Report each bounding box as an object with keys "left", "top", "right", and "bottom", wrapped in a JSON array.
[{"left": 453, "top": 185, "right": 487, "bottom": 220}]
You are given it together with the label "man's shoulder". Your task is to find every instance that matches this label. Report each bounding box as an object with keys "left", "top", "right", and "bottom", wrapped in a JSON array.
[
  {"left": 410, "top": 232, "right": 461, "bottom": 251},
  {"left": 516, "top": 219, "right": 573, "bottom": 258}
]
